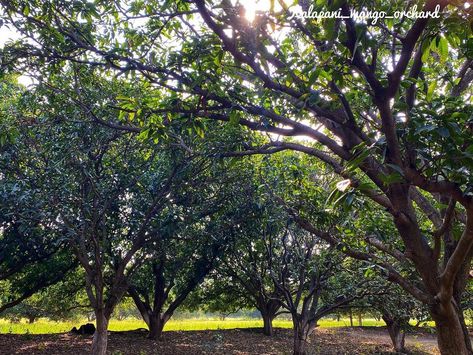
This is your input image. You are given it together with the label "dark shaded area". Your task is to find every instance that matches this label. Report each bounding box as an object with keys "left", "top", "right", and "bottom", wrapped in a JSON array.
[
  {"left": 70, "top": 323, "right": 96, "bottom": 335},
  {"left": 0, "top": 327, "right": 438, "bottom": 354}
]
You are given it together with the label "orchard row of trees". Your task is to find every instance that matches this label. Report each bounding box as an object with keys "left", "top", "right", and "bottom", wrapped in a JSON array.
[
  {"left": 0, "top": 70, "right": 464, "bottom": 355},
  {"left": 1, "top": 0, "right": 473, "bottom": 354},
  {"left": 0, "top": 76, "right": 422, "bottom": 353}
]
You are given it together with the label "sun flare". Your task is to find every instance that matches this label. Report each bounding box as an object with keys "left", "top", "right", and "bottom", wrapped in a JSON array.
[{"left": 237, "top": 0, "right": 289, "bottom": 22}]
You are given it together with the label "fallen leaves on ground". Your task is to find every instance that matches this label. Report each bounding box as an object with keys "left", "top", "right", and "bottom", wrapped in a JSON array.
[{"left": 0, "top": 327, "right": 439, "bottom": 354}]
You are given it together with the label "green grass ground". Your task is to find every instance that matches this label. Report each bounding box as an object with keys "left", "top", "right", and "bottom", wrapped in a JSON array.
[{"left": 0, "top": 318, "right": 391, "bottom": 334}]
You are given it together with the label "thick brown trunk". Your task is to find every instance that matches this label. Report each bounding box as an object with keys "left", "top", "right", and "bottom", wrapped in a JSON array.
[
  {"left": 391, "top": 198, "right": 472, "bottom": 354},
  {"left": 262, "top": 313, "right": 274, "bottom": 336},
  {"left": 293, "top": 330, "right": 308, "bottom": 355},
  {"left": 148, "top": 314, "right": 168, "bottom": 340},
  {"left": 383, "top": 316, "right": 406, "bottom": 353},
  {"left": 91, "top": 310, "right": 109, "bottom": 355},
  {"left": 431, "top": 302, "right": 472, "bottom": 355},
  {"left": 257, "top": 300, "right": 279, "bottom": 336},
  {"left": 293, "top": 339, "right": 308, "bottom": 355},
  {"left": 457, "top": 307, "right": 473, "bottom": 354},
  {"left": 292, "top": 317, "right": 310, "bottom": 355},
  {"left": 452, "top": 261, "right": 473, "bottom": 354},
  {"left": 442, "top": 203, "right": 473, "bottom": 354},
  {"left": 391, "top": 330, "right": 405, "bottom": 353}
]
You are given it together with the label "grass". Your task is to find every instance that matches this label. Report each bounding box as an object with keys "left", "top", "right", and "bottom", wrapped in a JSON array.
[{"left": 0, "top": 317, "right": 392, "bottom": 335}]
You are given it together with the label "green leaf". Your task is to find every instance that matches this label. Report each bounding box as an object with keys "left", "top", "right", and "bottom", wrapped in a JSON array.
[
  {"left": 451, "top": 112, "right": 467, "bottom": 120},
  {"left": 438, "top": 36, "right": 448, "bottom": 62},
  {"left": 308, "top": 70, "right": 319, "bottom": 87},
  {"left": 324, "top": 18, "right": 337, "bottom": 41},
  {"left": 137, "top": 128, "right": 151, "bottom": 140},
  {"left": 345, "top": 143, "right": 373, "bottom": 172},
  {"left": 437, "top": 126, "right": 450, "bottom": 138},
  {"left": 357, "top": 182, "right": 377, "bottom": 192},
  {"left": 421, "top": 40, "right": 431, "bottom": 62},
  {"left": 415, "top": 124, "right": 436, "bottom": 134},
  {"left": 194, "top": 124, "right": 205, "bottom": 138},
  {"left": 380, "top": 172, "right": 404, "bottom": 184},
  {"left": 386, "top": 164, "right": 404, "bottom": 176},
  {"left": 426, "top": 81, "right": 437, "bottom": 102},
  {"left": 229, "top": 110, "right": 241, "bottom": 125}
]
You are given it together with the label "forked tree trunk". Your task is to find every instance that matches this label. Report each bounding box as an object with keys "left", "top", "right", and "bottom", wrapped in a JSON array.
[
  {"left": 382, "top": 315, "right": 406, "bottom": 353},
  {"left": 256, "top": 299, "right": 280, "bottom": 336},
  {"left": 293, "top": 337, "right": 308, "bottom": 355},
  {"left": 292, "top": 315, "right": 313, "bottom": 355},
  {"left": 91, "top": 310, "right": 109, "bottom": 355},
  {"left": 392, "top": 200, "right": 473, "bottom": 354},
  {"left": 148, "top": 314, "right": 168, "bottom": 340},
  {"left": 431, "top": 301, "right": 472, "bottom": 355},
  {"left": 293, "top": 323, "right": 309, "bottom": 355}
]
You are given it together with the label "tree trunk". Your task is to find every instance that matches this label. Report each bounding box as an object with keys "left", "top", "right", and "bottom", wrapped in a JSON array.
[
  {"left": 293, "top": 337, "right": 308, "bottom": 355},
  {"left": 293, "top": 326, "right": 308, "bottom": 355},
  {"left": 28, "top": 315, "right": 36, "bottom": 324},
  {"left": 457, "top": 307, "right": 473, "bottom": 354},
  {"left": 91, "top": 310, "right": 109, "bottom": 355},
  {"left": 148, "top": 314, "right": 168, "bottom": 340},
  {"left": 262, "top": 313, "right": 274, "bottom": 336},
  {"left": 256, "top": 300, "right": 280, "bottom": 336},
  {"left": 292, "top": 316, "right": 310, "bottom": 355},
  {"left": 382, "top": 316, "right": 406, "bottom": 353},
  {"left": 442, "top": 207, "right": 473, "bottom": 354},
  {"left": 452, "top": 263, "right": 473, "bottom": 354},
  {"left": 349, "top": 309, "right": 353, "bottom": 327},
  {"left": 431, "top": 302, "right": 472, "bottom": 355}
]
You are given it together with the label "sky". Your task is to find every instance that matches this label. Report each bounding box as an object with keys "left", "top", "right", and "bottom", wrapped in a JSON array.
[{"left": 0, "top": 23, "right": 35, "bottom": 86}]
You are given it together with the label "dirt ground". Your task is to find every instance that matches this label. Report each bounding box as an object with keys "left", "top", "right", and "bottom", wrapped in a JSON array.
[{"left": 0, "top": 327, "right": 441, "bottom": 354}]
